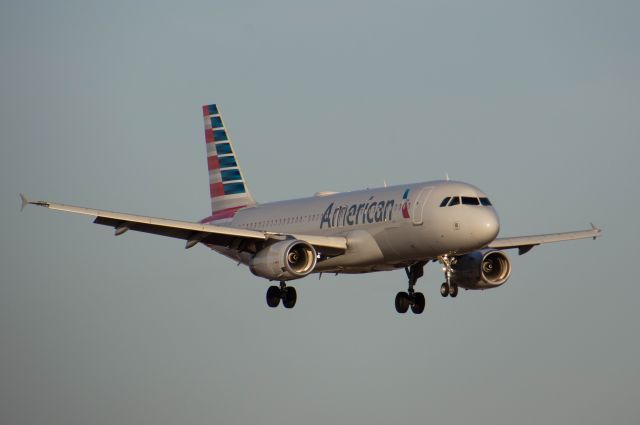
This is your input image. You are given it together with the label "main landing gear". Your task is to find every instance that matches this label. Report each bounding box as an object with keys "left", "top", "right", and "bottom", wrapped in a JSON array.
[
  {"left": 395, "top": 256, "right": 460, "bottom": 313},
  {"left": 395, "top": 262, "right": 427, "bottom": 314},
  {"left": 266, "top": 282, "right": 297, "bottom": 309},
  {"left": 438, "top": 255, "right": 458, "bottom": 298}
]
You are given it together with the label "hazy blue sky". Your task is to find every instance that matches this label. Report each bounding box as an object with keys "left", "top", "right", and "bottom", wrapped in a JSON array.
[{"left": 1, "top": 1, "right": 639, "bottom": 424}]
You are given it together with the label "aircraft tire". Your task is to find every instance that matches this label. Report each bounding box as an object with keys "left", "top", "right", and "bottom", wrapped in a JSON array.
[
  {"left": 395, "top": 292, "right": 410, "bottom": 314},
  {"left": 449, "top": 284, "right": 458, "bottom": 298},
  {"left": 411, "top": 292, "right": 426, "bottom": 314},
  {"left": 440, "top": 283, "right": 449, "bottom": 297},
  {"left": 282, "top": 286, "right": 297, "bottom": 309},
  {"left": 266, "top": 286, "right": 281, "bottom": 308}
]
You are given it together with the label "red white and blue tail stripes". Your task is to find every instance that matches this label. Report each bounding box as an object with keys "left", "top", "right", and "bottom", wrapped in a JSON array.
[{"left": 202, "top": 104, "right": 255, "bottom": 223}]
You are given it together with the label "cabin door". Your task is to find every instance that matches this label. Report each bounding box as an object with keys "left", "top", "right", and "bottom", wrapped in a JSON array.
[{"left": 412, "top": 187, "right": 432, "bottom": 225}]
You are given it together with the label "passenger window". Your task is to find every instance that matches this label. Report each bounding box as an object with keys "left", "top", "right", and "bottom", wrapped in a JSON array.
[
  {"left": 440, "top": 197, "right": 451, "bottom": 207},
  {"left": 461, "top": 196, "right": 480, "bottom": 205},
  {"left": 448, "top": 196, "right": 460, "bottom": 206},
  {"left": 480, "top": 197, "right": 492, "bottom": 206}
]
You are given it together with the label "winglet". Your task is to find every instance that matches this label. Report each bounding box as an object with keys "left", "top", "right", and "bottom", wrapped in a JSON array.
[
  {"left": 19, "top": 193, "right": 29, "bottom": 211},
  {"left": 19, "top": 194, "right": 50, "bottom": 210}
]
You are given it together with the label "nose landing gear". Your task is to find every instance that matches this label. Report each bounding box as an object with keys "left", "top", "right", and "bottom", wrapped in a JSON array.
[
  {"left": 438, "top": 255, "right": 458, "bottom": 298},
  {"left": 395, "top": 262, "right": 427, "bottom": 314}
]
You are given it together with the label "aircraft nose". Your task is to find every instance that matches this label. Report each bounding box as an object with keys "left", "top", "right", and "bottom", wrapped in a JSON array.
[{"left": 476, "top": 208, "right": 500, "bottom": 244}]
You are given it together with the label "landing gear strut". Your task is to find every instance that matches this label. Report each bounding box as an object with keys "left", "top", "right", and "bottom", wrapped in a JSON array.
[
  {"left": 438, "top": 255, "right": 458, "bottom": 298},
  {"left": 266, "top": 282, "right": 297, "bottom": 309},
  {"left": 395, "top": 262, "right": 427, "bottom": 314}
]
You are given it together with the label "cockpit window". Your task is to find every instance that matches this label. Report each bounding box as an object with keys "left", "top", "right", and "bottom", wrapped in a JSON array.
[
  {"left": 440, "top": 197, "right": 451, "bottom": 207},
  {"left": 461, "top": 196, "right": 480, "bottom": 205},
  {"left": 479, "top": 197, "right": 492, "bottom": 206},
  {"left": 448, "top": 196, "right": 460, "bottom": 206}
]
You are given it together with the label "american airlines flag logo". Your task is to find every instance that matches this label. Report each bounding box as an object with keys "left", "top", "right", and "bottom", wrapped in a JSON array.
[{"left": 401, "top": 189, "right": 411, "bottom": 219}]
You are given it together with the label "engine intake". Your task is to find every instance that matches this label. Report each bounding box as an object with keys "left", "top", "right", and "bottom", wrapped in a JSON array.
[
  {"left": 451, "top": 250, "right": 511, "bottom": 290},
  {"left": 249, "top": 240, "right": 317, "bottom": 281}
]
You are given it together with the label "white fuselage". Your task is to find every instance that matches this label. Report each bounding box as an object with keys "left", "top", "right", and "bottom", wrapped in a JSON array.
[{"left": 211, "top": 180, "right": 500, "bottom": 273}]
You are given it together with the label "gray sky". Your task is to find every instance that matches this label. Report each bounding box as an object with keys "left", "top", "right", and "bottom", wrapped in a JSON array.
[{"left": 1, "top": 1, "right": 639, "bottom": 424}]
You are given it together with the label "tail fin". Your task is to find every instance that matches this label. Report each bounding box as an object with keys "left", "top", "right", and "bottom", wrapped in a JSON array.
[{"left": 202, "top": 104, "right": 256, "bottom": 223}]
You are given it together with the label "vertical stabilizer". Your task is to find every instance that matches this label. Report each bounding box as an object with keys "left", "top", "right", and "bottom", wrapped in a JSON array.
[{"left": 202, "top": 104, "right": 256, "bottom": 223}]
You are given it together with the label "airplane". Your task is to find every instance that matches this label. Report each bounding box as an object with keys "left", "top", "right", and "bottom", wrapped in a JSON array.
[{"left": 20, "top": 103, "right": 602, "bottom": 313}]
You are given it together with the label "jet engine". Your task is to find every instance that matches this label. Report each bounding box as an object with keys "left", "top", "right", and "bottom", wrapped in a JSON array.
[
  {"left": 450, "top": 249, "right": 512, "bottom": 290},
  {"left": 249, "top": 239, "right": 317, "bottom": 281}
]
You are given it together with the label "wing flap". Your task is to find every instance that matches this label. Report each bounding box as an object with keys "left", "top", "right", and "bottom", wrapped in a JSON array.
[{"left": 94, "top": 216, "right": 202, "bottom": 240}]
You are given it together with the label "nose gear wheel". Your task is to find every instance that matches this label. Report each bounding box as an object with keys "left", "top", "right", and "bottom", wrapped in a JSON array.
[{"left": 438, "top": 255, "right": 459, "bottom": 298}]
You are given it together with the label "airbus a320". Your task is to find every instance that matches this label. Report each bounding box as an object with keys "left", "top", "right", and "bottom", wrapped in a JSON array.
[{"left": 21, "top": 103, "right": 601, "bottom": 313}]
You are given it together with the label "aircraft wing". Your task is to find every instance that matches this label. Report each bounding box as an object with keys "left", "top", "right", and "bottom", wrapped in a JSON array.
[
  {"left": 20, "top": 195, "right": 347, "bottom": 255},
  {"left": 487, "top": 225, "right": 602, "bottom": 255}
]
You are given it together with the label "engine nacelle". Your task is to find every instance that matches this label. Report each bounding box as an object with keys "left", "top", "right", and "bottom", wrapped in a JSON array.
[
  {"left": 249, "top": 240, "right": 317, "bottom": 281},
  {"left": 450, "top": 249, "right": 512, "bottom": 290}
]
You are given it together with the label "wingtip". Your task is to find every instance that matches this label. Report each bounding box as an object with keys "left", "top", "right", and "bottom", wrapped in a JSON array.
[{"left": 19, "top": 193, "right": 29, "bottom": 211}]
